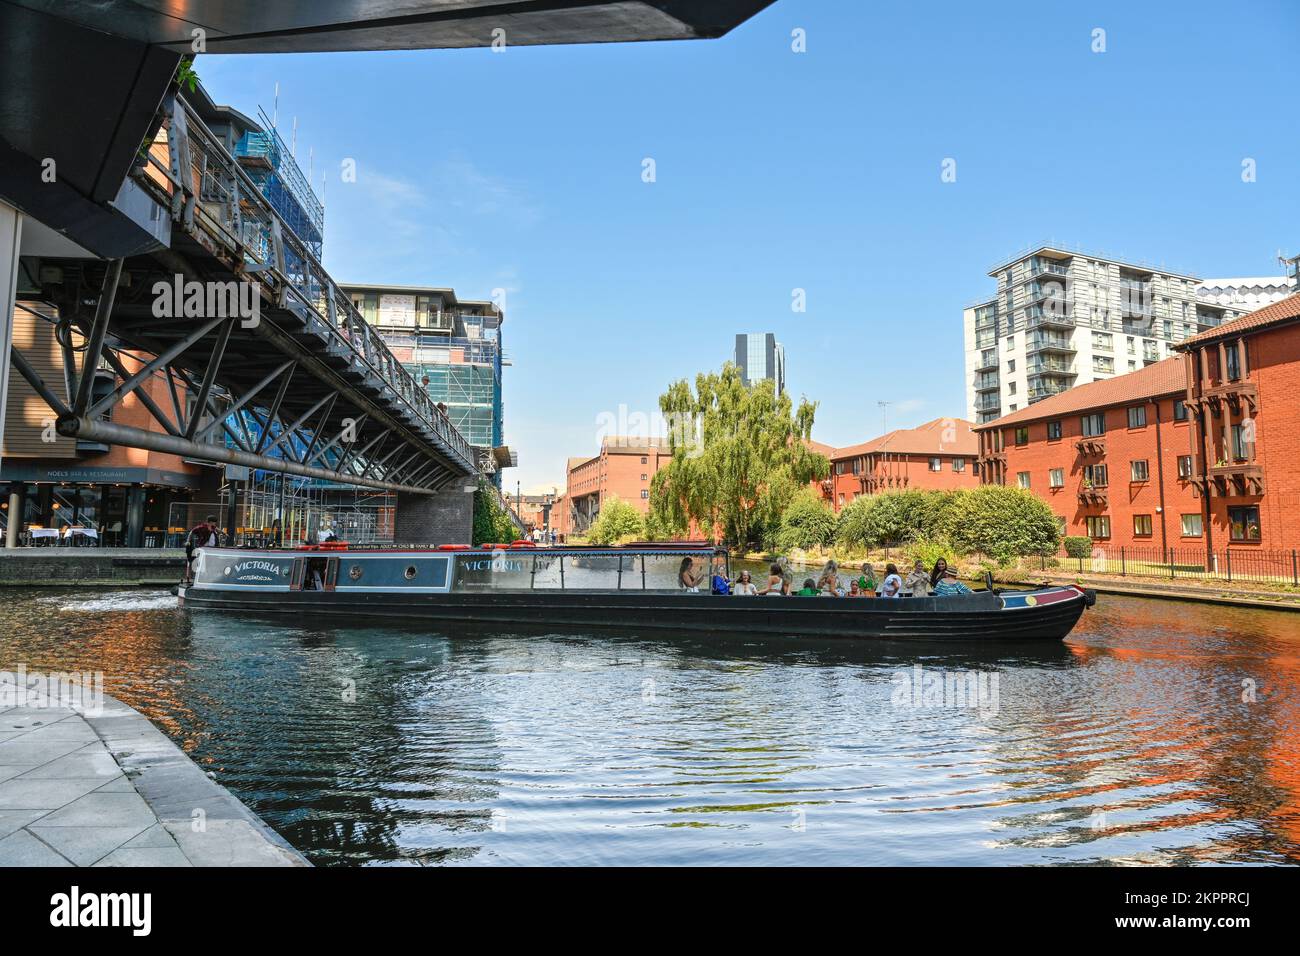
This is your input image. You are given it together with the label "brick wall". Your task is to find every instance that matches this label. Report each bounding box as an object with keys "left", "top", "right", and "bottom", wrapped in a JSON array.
[{"left": 393, "top": 488, "right": 474, "bottom": 545}]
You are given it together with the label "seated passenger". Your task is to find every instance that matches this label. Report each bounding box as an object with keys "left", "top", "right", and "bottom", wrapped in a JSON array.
[
  {"left": 678, "top": 557, "right": 705, "bottom": 592},
  {"left": 878, "top": 563, "right": 903, "bottom": 599},
  {"left": 857, "top": 563, "right": 877, "bottom": 594},
  {"left": 758, "top": 563, "right": 785, "bottom": 596},
  {"left": 847, "top": 579, "right": 863, "bottom": 598},
  {"left": 933, "top": 569, "right": 973, "bottom": 596},
  {"left": 732, "top": 570, "right": 758, "bottom": 596},
  {"left": 711, "top": 569, "right": 731, "bottom": 595},
  {"left": 817, "top": 560, "right": 843, "bottom": 597},
  {"left": 929, "top": 557, "right": 951, "bottom": 591},
  {"left": 795, "top": 577, "right": 820, "bottom": 597},
  {"left": 904, "top": 559, "right": 931, "bottom": 597}
]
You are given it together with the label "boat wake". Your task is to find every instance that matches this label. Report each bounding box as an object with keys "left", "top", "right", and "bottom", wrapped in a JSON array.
[{"left": 42, "top": 591, "right": 178, "bottom": 613}]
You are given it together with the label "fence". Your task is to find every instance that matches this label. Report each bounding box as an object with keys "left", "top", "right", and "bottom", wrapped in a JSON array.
[{"left": 1034, "top": 546, "right": 1300, "bottom": 587}]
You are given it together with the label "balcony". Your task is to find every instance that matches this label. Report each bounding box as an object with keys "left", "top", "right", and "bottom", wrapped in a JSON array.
[
  {"left": 974, "top": 355, "right": 998, "bottom": 373},
  {"left": 1028, "top": 383, "right": 1071, "bottom": 403},
  {"left": 1077, "top": 482, "right": 1108, "bottom": 506},
  {"left": 1075, "top": 436, "right": 1106, "bottom": 456},
  {"left": 1194, "top": 380, "right": 1258, "bottom": 416},
  {"left": 1026, "top": 335, "right": 1076, "bottom": 355},
  {"left": 974, "top": 374, "right": 1000, "bottom": 392},
  {"left": 974, "top": 395, "right": 1002, "bottom": 413},
  {"left": 1205, "top": 461, "right": 1265, "bottom": 496},
  {"left": 1026, "top": 358, "right": 1074, "bottom": 375},
  {"left": 1028, "top": 260, "right": 1069, "bottom": 278}
]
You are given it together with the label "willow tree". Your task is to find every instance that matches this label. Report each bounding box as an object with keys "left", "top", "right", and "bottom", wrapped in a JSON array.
[{"left": 649, "top": 363, "right": 828, "bottom": 550}]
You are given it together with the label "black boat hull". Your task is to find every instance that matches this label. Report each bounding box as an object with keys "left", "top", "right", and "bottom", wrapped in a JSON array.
[{"left": 178, "top": 587, "right": 1087, "bottom": 642}]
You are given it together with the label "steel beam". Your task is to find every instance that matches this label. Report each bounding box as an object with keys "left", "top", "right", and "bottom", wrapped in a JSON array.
[
  {"left": 54, "top": 415, "right": 438, "bottom": 496},
  {"left": 72, "top": 259, "right": 123, "bottom": 414}
]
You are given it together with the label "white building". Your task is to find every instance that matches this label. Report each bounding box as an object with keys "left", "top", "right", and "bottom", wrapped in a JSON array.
[{"left": 962, "top": 245, "right": 1294, "bottom": 424}]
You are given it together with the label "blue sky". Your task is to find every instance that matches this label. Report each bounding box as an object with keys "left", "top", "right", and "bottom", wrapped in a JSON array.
[{"left": 195, "top": 0, "right": 1300, "bottom": 492}]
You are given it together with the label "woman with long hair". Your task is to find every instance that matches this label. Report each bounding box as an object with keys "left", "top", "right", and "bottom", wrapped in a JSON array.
[{"left": 929, "top": 557, "right": 950, "bottom": 589}]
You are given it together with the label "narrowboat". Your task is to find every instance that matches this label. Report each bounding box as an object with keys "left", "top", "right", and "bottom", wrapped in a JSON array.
[{"left": 177, "top": 542, "right": 1094, "bottom": 642}]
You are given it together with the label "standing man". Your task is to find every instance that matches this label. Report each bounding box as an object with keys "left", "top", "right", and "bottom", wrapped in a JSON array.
[{"left": 184, "top": 515, "right": 221, "bottom": 583}]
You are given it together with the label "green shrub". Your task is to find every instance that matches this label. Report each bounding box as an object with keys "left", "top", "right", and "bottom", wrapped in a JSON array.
[
  {"left": 905, "top": 535, "right": 960, "bottom": 572},
  {"left": 472, "top": 481, "right": 519, "bottom": 546},
  {"left": 774, "top": 489, "right": 837, "bottom": 553},
  {"left": 588, "top": 496, "right": 646, "bottom": 545},
  {"left": 834, "top": 489, "right": 952, "bottom": 549},
  {"left": 1063, "top": 536, "right": 1092, "bottom": 559},
  {"left": 939, "top": 486, "right": 1061, "bottom": 563}
]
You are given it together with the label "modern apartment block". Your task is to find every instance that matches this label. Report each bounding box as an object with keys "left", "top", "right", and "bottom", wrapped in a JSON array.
[
  {"left": 340, "top": 283, "right": 513, "bottom": 485},
  {"left": 735, "top": 333, "right": 786, "bottom": 394},
  {"left": 963, "top": 244, "right": 1293, "bottom": 426}
]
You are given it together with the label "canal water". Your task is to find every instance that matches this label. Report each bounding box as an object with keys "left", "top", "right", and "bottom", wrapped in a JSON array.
[{"left": 1, "top": 586, "right": 1298, "bottom": 866}]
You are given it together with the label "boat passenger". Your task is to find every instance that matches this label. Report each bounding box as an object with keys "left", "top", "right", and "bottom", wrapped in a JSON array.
[
  {"left": 776, "top": 556, "right": 795, "bottom": 596},
  {"left": 879, "top": 563, "right": 903, "bottom": 599},
  {"left": 184, "top": 515, "right": 221, "bottom": 583},
  {"left": 711, "top": 569, "right": 732, "bottom": 595},
  {"left": 904, "top": 559, "right": 931, "bottom": 597},
  {"left": 817, "top": 560, "right": 843, "bottom": 597},
  {"left": 929, "top": 558, "right": 950, "bottom": 590},
  {"left": 758, "top": 563, "right": 785, "bottom": 596},
  {"left": 795, "top": 578, "right": 820, "bottom": 597},
  {"left": 679, "top": 557, "right": 705, "bottom": 592},
  {"left": 857, "top": 563, "right": 876, "bottom": 593},
  {"left": 847, "top": 579, "right": 863, "bottom": 597},
  {"left": 933, "top": 569, "right": 973, "bottom": 597},
  {"left": 732, "top": 570, "right": 757, "bottom": 596}
]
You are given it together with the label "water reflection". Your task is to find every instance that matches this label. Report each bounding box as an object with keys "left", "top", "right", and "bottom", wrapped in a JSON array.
[{"left": 0, "top": 588, "right": 1297, "bottom": 865}]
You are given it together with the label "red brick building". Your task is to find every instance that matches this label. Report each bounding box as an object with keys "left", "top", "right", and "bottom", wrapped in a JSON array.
[
  {"left": 556, "top": 436, "right": 672, "bottom": 536},
  {"left": 973, "top": 292, "right": 1300, "bottom": 557},
  {"left": 1177, "top": 293, "right": 1300, "bottom": 553},
  {"left": 818, "top": 418, "right": 980, "bottom": 510}
]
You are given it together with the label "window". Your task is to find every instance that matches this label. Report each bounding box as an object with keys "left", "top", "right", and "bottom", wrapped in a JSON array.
[
  {"left": 1086, "top": 515, "right": 1111, "bottom": 538},
  {"left": 1130, "top": 460, "right": 1149, "bottom": 481},
  {"left": 1047, "top": 420, "right": 1062, "bottom": 441},
  {"left": 641, "top": 474, "right": 648, "bottom": 481},
  {"left": 1173, "top": 399, "right": 1187, "bottom": 422},
  {"left": 1083, "top": 463, "right": 1108, "bottom": 487},
  {"left": 1228, "top": 506, "right": 1260, "bottom": 542},
  {"left": 1127, "top": 406, "right": 1147, "bottom": 428},
  {"left": 953, "top": 458, "right": 966, "bottom": 473},
  {"left": 1094, "top": 356, "right": 1115, "bottom": 374},
  {"left": 1231, "top": 423, "right": 1250, "bottom": 461},
  {"left": 1127, "top": 336, "right": 1136, "bottom": 355},
  {"left": 640, "top": 457, "right": 647, "bottom": 465},
  {"left": 1017, "top": 472, "right": 1031, "bottom": 489},
  {"left": 1009, "top": 381, "right": 1017, "bottom": 395},
  {"left": 1092, "top": 331, "right": 1113, "bottom": 351},
  {"left": 640, "top": 490, "right": 649, "bottom": 500},
  {"left": 1133, "top": 514, "right": 1153, "bottom": 537},
  {"left": 929, "top": 457, "right": 942, "bottom": 472},
  {"left": 1181, "top": 513, "right": 1203, "bottom": 537},
  {"left": 1225, "top": 343, "right": 1241, "bottom": 381},
  {"left": 1015, "top": 427, "right": 1029, "bottom": 446},
  {"left": 1177, "top": 455, "right": 1193, "bottom": 479},
  {"left": 972, "top": 462, "right": 980, "bottom": 478},
  {"left": 1049, "top": 468, "right": 1064, "bottom": 488},
  {"left": 1081, "top": 413, "right": 1106, "bottom": 437}
]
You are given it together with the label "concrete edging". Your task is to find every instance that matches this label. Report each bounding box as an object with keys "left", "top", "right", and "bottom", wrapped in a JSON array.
[{"left": 80, "top": 691, "right": 310, "bottom": 866}]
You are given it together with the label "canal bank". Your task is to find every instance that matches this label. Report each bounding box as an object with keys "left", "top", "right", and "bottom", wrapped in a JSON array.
[
  {"left": 0, "top": 674, "right": 308, "bottom": 867},
  {"left": 0, "top": 550, "right": 184, "bottom": 587}
]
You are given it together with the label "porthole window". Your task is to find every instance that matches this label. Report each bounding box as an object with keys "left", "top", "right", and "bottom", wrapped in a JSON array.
[
  {"left": 349, "top": 565, "right": 363, "bottom": 581},
  {"left": 404, "top": 566, "right": 418, "bottom": 580}
]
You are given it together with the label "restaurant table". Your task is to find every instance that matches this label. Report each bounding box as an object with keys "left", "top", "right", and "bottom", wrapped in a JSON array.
[
  {"left": 26, "top": 528, "right": 60, "bottom": 546},
  {"left": 65, "top": 528, "right": 99, "bottom": 546}
]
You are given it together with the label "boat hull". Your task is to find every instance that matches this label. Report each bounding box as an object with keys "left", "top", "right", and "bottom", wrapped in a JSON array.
[{"left": 178, "top": 586, "right": 1088, "bottom": 642}]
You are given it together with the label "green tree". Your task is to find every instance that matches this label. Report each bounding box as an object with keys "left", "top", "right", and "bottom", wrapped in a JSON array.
[
  {"left": 834, "top": 489, "right": 951, "bottom": 549},
  {"left": 774, "top": 488, "right": 837, "bottom": 552},
  {"left": 472, "top": 481, "right": 519, "bottom": 546},
  {"left": 588, "top": 496, "right": 646, "bottom": 545},
  {"left": 649, "top": 363, "right": 828, "bottom": 550}
]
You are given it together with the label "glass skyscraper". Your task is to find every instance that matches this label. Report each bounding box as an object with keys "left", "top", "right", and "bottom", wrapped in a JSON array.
[{"left": 734, "top": 333, "right": 785, "bottom": 394}]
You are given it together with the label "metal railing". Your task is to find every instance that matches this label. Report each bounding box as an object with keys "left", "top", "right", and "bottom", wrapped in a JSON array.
[
  {"left": 1036, "top": 546, "right": 1300, "bottom": 587},
  {"left": 133, "top": 94, "right": 476, "bottom": 475}
]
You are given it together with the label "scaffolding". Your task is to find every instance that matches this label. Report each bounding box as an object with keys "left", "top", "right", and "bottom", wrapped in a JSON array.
[{"left": 233, "top": 108, "right": 325, "bottom": 258}]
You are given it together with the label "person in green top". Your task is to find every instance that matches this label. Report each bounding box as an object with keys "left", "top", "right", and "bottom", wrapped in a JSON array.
[
  {"left": 857, "top": 563, "right": 876, "bottom": 593},
  {"left": 795, "top": 578, "right": 820, "bottom": 597}
]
